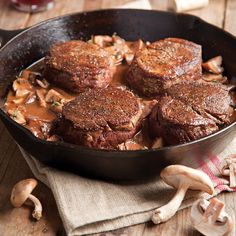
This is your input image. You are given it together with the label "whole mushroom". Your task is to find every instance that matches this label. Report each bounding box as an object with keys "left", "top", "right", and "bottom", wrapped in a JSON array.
[
  {"left": 10, "top": 178, "right": 42, "bottom": 220},
  {"left": 152, "top": 165, "right": 214, "bottom": 224},
  {"left": 191, "top": 198, "right": 233, "bottom": 236}
]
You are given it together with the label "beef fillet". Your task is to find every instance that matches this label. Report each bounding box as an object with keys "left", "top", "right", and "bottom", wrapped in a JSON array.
[
  {"left": 44, "top": 40, "right": 116, "bottom": 93},
  {"left": 166, "top": 82, "right": 233, "bottom": 124},
  {"left": 53, "top": 87, "right": 155, "bottom": 149},
  {"left": 149, "top": 96, "right": 219, "bottom": 145},
  {"left": 126, "top": 38, "right": 202, "bottom": 97}
]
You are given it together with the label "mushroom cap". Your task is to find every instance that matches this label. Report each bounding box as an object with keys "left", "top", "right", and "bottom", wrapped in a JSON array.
[
  {"left": 11, "top": 178, "right": 38, "bottom": 207},
  {"left": 160, "top": 165, "right": 214, "bottom": 194}
]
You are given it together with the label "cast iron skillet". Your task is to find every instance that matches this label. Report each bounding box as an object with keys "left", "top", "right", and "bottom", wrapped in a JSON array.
[{"left": 0, "top": 9, "right": 236, "bottom": 180}]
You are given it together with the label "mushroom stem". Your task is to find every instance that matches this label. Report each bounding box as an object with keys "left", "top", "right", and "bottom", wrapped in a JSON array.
[
  {"left": 28, "top": 194, "right": 42, "bottom": 220},
  {"left": 152, "top": 184, "right": 188, "bottom": 224},
  {"left": 220, "top": 155, "right": 236, "bottom": 188},
  {"left": 229, "top": 163, "right": 236, "bottom": 188}
]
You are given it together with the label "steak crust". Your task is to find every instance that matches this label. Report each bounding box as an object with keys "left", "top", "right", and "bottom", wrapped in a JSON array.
[
  {"left": 44, "top": 40, "right": 115, "bottom": 93},
  {"left": 54, "top": 87, "right": 155, "bottom": 149},
  {"left": 149, "top": 96, "right": 219, "bottom": 145},
  {"left": 126, "top": 38, "right": 202, "bottom": 97},
  {"left": 166, "top": 82, "right": 232, "bottom": 124}
]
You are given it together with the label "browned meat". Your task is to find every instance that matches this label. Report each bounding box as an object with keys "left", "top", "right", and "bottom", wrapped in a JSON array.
[
  {"left": 53, "top": 87, "right": 156, "bottom": 149},
  {"left": 149, "top": 96, "right": 219, "bottom": 145},
  {"left": 44, "top": 40, "right": 116, "bottom": 93},
  {"left": 126, "top": 38, "right": 202, "bottom": 97},
  {"left": 166, "top": 82, "right": 233, "bottom": 124}
]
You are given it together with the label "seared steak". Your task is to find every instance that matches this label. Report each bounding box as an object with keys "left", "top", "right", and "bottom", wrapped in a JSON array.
[
  {"left": 126, "top": 38, "right": 202, "bottom": 97},
  {"left": 166, "top": 82, "right": 233, "bottom": 124},
  {"left": 44, "top": 40, "right": 115, "bottom": 93},
  {"left": 149, "top": 96, "right": 219, "bottom": 145},
  {"left": 53, "top": 87, "right": 155, "bottom": 149}
]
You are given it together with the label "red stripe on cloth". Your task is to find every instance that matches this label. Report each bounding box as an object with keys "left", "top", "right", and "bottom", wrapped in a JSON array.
[
  {"left": 208, "top": 154, "right": 221, "bottom": 172},
  {"left": 194, "top": 155, "right": 228, "bottom": 192}
]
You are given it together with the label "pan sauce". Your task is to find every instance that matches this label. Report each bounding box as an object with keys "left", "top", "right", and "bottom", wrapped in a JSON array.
[{"left": 4, "top": 37, "right": 236, "bottom": 150}]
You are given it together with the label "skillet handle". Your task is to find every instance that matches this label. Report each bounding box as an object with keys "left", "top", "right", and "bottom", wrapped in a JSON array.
[{"left": 0, "top": 28, "right": 26, "bottom": 48}]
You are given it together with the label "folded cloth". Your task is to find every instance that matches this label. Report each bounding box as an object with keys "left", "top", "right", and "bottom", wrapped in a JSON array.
[{"left": 19, "top": 135, "right": 236, "bottom": 236}]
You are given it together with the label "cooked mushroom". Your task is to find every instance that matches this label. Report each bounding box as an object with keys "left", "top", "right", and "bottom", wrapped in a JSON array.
[
  {"left": 12, "top": 77, "right": 32, "bottom": 92},
  {"left": 12, "top": 78, "right": 24, "bottom": 91},
  {"left": 36, "top": 78, "right": 50, "bottom": 89},
  {"left": 152, "top": 165, "right": 214, "bottom": 224},
  {"left": 92, "top": 35, "right": 113, "bottom": 47},
  {"left": 131, "top": 39, "right": 145, "bottom": 52},
  {"left": 191, "top": 198, "right": 233, "bottom": 236},
  {"left": 15, "top": 89, "right": 30, "bottom": 98},
  {"left": 36, "top": 90, "right": 46, "bottom": 107},
  {"left": 12, "top": 97, "right": 25, "bottom": 105},
  {"left": 202, "top": 73, "right": 228, "bottom": 84},
  {"left": 220, "top": 154, "right": 236, "bottom": 187},
  {"left": 125, "top": 39, "right": 145, "bottom": 65},
  {"left": 45, "top": 89, "right": 63, "bottom": 103},
  {"left": 10, "top": 178, "right": 42, "bottom": 221},
  {"left": 202, "top": 56, "right": 224, "bottom": 74},
  {"left": 124, "top": 53, "right": 135, "bottom": 65},
  {"left": 25, "top": 92, "right": 37, "bottom": 104},
  {"left": 117, "top": 140, "right": 147, "bottom": 150},
  {"left": 8, "top": 109, "right": 26, "bottom": 125}
]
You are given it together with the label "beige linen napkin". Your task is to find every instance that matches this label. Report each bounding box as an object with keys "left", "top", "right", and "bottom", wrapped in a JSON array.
[{"left": 19, "top": 135, "right": 236, "bottom": 236}]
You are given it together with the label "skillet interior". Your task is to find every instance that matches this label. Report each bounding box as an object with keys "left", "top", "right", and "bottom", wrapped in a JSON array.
[{"left": 0, "top": 9, "right": 236, "bottom": 180}]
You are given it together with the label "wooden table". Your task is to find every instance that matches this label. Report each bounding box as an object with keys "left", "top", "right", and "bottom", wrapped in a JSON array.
[{"left": 0, "top": 0, "right": 236, "bottom": 235}]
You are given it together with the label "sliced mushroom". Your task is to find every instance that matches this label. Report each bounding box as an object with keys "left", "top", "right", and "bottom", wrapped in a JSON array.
[
  {"left": 130, "top": 39, "right": 145, "bottom": 52},
  {"left": 25, "top": 92, "right": 37, "bottom": 104},
  {"left": 202, "top": 56, "right": 224, "bottom": 74},
  {"left": 11, "top": 178, "right": 42, "bottom": 221},
  {"left": 191, "top": 198, "right": 233, "bottom": 236},
  {"left": 45, "top": 89, "right": 63, "bottom": 103},
  {"left": 36, "top": 90, "right": 46, "bottom": 107},
  {"left": 13, "top": 79, "right": 25, "bottom": 91},
  {"left": 12, "top": 97, "right": 25, "bottom": 105},
  {"left": 202, "top": 73, "right": 228, "bottom": 84},
  {"left": 112, "top": 35, "right": 125, "bottom": 45},
  {"left": 220, "top": 154, "right": 236, "bottom": 187},
  {"left": 36, "top": 78, "right": 50, "bottom": 89},
  {"left": 12, "top": 77, "right": 32, "bottom": 92},
  {"left": 152, "top": 165, "right": 214, "bottom": 224},
  {"left": 92, "top": 35, "right": 113, "bottom": 47},
  {"left": 8, "top": 109, "right": 26, "bottom": 125},
  {"left": 124, "top": 53, "right": 135, "bottom": 65},
  {"left": 15, "top": 89, "right": 30, "bottom": 98},
  {"left": 117, "top": 140, "right": 147, "bottom": 150}
]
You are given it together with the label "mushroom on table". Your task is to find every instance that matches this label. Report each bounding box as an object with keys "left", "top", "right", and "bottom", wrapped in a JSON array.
[
  {"left": 220, "top": 154, "right": 236, "bottom": 188},
  {"left": 10, "top": 178, "right": 42, "bottom": 220},
  {"left": 191, "top": 198, "right": 233, "bottom": 236},
  {"left": 152, "top": 165, "right": 214, "bottom": 224}
]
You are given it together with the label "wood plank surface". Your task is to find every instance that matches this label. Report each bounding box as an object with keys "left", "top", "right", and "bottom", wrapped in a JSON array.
[
  {"left": 224, "top": 0, "right": 236, "bottom": 36},
  {"left": 0, "top": 0, "right": 235, "bottom": 236}
]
